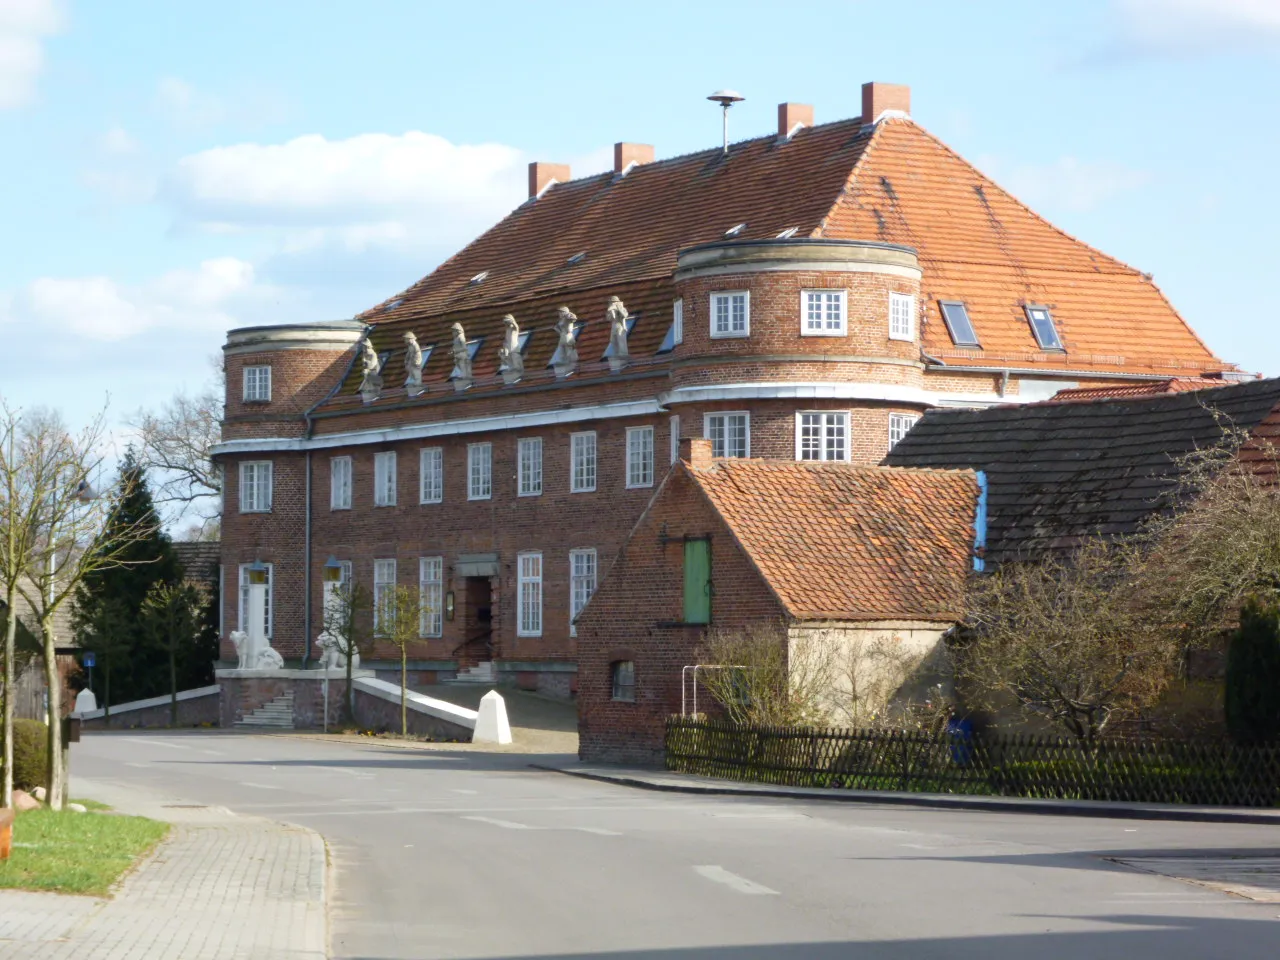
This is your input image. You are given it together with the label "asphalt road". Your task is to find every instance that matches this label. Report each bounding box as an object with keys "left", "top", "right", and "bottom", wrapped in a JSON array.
[{"left": 73, "top": 731, "right": 1280, "bottom": 960}]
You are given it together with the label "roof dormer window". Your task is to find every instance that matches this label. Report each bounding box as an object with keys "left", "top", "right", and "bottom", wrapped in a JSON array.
[
  {"left": 939, "top": 301, "right": 980, "bottom": 347},
  {"left": 1025, "top": 304, "right": 1064, "bottom": 351}
]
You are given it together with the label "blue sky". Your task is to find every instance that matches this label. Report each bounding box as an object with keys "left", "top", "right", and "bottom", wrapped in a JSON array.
[{"left": 2, "top": 0, "right": 1279, "bottom": 441}]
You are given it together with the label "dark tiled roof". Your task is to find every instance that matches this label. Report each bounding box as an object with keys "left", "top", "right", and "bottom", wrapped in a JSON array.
[
  {"left": 687, "top": 459, "right": 978, "bottom": 621},
  {"left": 882, "top": 377, "right": 1280, "bottom": 564},
  {"left": 173, "top": 541, "right": 220, "bottom": 587}
]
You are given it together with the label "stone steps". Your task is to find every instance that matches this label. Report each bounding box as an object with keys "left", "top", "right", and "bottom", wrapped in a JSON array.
[
  {"left": 235, "top": 692, "right": 296, "bottom": 729},
  {"left": 444, "top": 662, "right": 496, "bottom": 685}
]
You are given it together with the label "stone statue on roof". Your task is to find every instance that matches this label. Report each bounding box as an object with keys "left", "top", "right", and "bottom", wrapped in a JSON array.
[
  {"left": 359, "top": 337, "right": 383, "bottom": 404},
  {"left": 403, "top": 332, "right": 424, "bottom": 397},
  {"left": 450, "top": 322, "right": 473, "bottom": 390},
  {"left": 498, "top": 314, "right": 524, "bottom": 385},
  {"left": 606, "top": 296, "right": 630, "bottom": 372},
  {"left": 553, "top": 306, "right": 579, "bottom": 378}
]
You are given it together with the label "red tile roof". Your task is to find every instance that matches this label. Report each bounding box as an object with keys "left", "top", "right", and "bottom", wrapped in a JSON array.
[
  {"left": 344, "top": 113, "right": 1230, "bottom": 402},
  {"left": 685, "top": 458, "right": 978, "bottom": 622},
  {"left": 1050, "top": 378, "right": 1237, "bottom": 403}
]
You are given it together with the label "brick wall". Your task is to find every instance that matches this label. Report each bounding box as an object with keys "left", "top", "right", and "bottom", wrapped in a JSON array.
[{"left": 576, "top": 465, "right": 786, "bottom": 765}]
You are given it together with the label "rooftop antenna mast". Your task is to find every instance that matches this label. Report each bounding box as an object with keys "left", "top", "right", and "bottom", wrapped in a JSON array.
[{"left": 707, "top": 89, "right": 745, "bottom": 156}]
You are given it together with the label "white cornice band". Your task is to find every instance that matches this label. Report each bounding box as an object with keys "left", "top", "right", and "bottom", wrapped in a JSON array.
[{"left": 210, "top": 382, "right": 1026, "bottom": 456}]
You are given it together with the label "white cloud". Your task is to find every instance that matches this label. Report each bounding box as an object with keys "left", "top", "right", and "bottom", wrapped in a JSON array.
[
  {"left": 9, "top": 257, "right": 270, "bottom": 341},
  {"left": 98, "top": 124, "right": 138, "bottom": 156},
  {"left": 0, "top": 0, "right": 63, "bottom": 108},
  {"left": 1114, "top": 0, "right": 1280, "bottom": 53},
  {"left": 1001, "top": 157, "right": 1150, "bottom": 214},
  {"left": 154, "top": 76, "right": 227, "bottom": 129}
]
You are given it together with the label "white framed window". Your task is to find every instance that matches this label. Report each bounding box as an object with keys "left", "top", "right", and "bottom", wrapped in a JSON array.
[
  {"left": 238, "top": 461, "right": 272, "bottom": 513},
  {"left": 797, "top": 412, "right": 849, "bottom": 462},
  {"left": 626, "top": 426, "right": 654, "bottom": 488},
  {"left": 802, "top": 290, "right": 846, "bottom": 336},
  {"left": 889, "top": 413, "right": 919, "bottom": 448},
  {"left": 330, "top": 456, "right": 352, "bottom": 510},
  {"left": 518, "top": 438, "right": 543, "bottom": 497},
  {"left": 468, "top": 442, "right": 492, "bottom": 500},
  {"left": 517, "top": 552, "right": 543, "bottom": 637},
  {"left": 710, "top": 291, "right": 749, "bottom": 338},
  {"left": 418, "top": 557, "right": 443, "bottom": 638},
  {"left": 670, "top": 415, "right": 681, "bottom": 465},
  {"left": 237, "top": 563, "right": 273, "bottom": 638},
  {"left": 704, "top": 413, "right": 750, "bottom": 459},
  {"left": 373, "top": 559, "right": 396, "bottom": 636},
  {"left": 889, "top": 292, "right": 916, "bottom": 341},
  {"left": 373, "top": 451, "right": 397, "bottom": 507},
  {"left": 672, "top": 298, "right": 684, "bottom": 345},
  {"left": 242, "top": 365, "right": 271, "bottom": 402},
  {"left": 571, "top": 431, "right": 597, "bottom": 493},
  {"left": 569, "top": 548, "right": 598, "bottom": 637},
  {"left": 419, "top": 447, "right": 443, "bottom": 504},
  {"left": 939, "top": 300, "right": 980, "bottom": 347}
]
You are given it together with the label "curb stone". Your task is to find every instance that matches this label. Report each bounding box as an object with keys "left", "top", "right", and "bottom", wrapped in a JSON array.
[{"left": 533, "top": 762, "right": 1280, "bottom": 826}]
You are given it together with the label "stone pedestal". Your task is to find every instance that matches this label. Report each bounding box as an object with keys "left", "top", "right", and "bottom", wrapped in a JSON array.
[{"left": 217, "top": 667, "right": 374, "bottom": 729}]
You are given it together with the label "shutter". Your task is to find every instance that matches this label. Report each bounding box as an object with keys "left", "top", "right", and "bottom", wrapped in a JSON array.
[{"left": 683, "top": 539, "right": 711, "bottom": 624}]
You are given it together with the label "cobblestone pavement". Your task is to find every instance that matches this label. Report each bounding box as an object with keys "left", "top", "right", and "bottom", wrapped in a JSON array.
[{"left": 0, "top": 778, "right": 327, "bottom": 960}]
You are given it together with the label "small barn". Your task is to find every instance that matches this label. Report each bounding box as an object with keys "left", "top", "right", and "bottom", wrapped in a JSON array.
[{"left": 576, "top": 439, "right": 980, "bottom": 765}]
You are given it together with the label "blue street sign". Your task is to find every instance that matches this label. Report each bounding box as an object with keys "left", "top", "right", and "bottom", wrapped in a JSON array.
[{"left": 82, "top": 652, "right": 96, "bottom": 668}]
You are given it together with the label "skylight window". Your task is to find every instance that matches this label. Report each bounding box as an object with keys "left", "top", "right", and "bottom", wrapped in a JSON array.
[
  {"left": 465, "top": 338, "right": 483, "bottom": 360},
  {"left": 378, "top": 351, "right": 391, "bottom": 369},
  {"left": 566, "top": 251, "right": 586, "bottom": 265},
  {"left": 776, "top": 227, "right": 799, "bottom": 239},
  {"left": 1025, "top": 305, "right": 1063, "bottom": 351},
  {"left": 939, "top": 301, "right": 980, "bottom": 347},
  {"left": 601, "top": 316, "right": 638, "bottom": 359},
  {"left": 383, "top": 298, "right": 404, "bottom": 312},
  {"left": 724, "top": 223, "right": 747, "bottom": 238},
  {"left": 418, "top": 345, "right": 434, "bottom": 368},
  {"left": 468, "top": 271, "right": 489, "bottom": 285},
  {"left": 517, "top": 330, "right": 533, "bottom": 353}
]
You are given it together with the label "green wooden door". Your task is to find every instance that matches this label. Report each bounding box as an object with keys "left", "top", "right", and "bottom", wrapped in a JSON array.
[{"left": 683, "top": 539, "right": 711, "bottom": 624}]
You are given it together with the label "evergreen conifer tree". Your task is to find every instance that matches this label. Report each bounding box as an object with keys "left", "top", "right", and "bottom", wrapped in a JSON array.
[
  {"left": 1225, "top": 596, "right": 1280, "bottom": 744},
  {"left": 72, "top": 449, "right": 182, "bottom": 704}
]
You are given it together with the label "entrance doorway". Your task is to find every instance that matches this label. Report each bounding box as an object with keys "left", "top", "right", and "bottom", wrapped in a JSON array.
[{"left": 454, "top": 576, "right": 493, "bottom": 666}]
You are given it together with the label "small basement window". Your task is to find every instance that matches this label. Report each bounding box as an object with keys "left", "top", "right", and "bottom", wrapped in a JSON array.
[
  {"left": 939, "top": 301, "right": 980, "bottom": 347},
  {"left": 611, "top": 661, "right": 636, "bottom": 702},
  {"left": 1025, "top": 305, "right": 1063, "bottom": 350}
]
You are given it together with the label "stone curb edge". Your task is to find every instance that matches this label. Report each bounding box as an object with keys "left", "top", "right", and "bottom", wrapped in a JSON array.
[{"left": 530, "top": 764, "right": 1280, "bottom": 825}]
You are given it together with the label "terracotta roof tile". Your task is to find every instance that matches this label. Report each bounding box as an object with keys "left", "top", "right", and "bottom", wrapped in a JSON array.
[
  {"left": 686, "top": 459, "right": 978, "bottom": 622},
  {"left": 1049, "top": 378, "right": 1236, "bottom": 402}
]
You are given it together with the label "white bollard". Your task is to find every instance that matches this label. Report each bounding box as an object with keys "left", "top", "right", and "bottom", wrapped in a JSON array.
[
  {"left": 473, "top": 690, "right": 513, "bottom": 745},
  {"left": 73, "top": 688, "right": 98, "bottom": 714}
]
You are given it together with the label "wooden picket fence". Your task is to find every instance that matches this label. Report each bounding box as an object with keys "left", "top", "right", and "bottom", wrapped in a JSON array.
[{"left": 665, "top": 717, "right": 1280, "bottom": 807}]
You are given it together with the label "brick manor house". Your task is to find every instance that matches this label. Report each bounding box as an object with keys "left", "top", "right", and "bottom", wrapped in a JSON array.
[{"left": 213, "top": 81, "right": 1240, "bottom": 694}]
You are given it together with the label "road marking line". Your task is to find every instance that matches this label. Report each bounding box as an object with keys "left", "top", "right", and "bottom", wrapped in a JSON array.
[
  {"left": 574, "top": 827, "right": 623, "bottom": 836},
  {"left": 693, "top": 865, "right": 779, "bottom": 896},
  {"left": 452, "top": 789, "right": 478, "bottom": 795},
  {"left": 121, "top": 738, "right": 190, "bottom": 750},
  {"left": 463, "top": 816, "right": 535, "bottom": 830},
  {"left": 239, "top": 781, "right": 282, "bottom": 790},
  {"left": 124, "top": 762, "right": 149, "bottom": 768}
]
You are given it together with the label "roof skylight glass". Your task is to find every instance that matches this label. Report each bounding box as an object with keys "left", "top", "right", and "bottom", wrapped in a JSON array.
[
  {"left": 566, "top": 251, "right": 586, "bottom": 265},
  {"left": 1025, "top": 305, "right": 1064, "bottom": 350},
  {"left": 383, "top": 298, "right": 404, "bottom": 312},
  {"left": 468, "top": 271, "right": 489, "bottom": 285},
  {"left": 724, "top": 223, "right": 747, "bottom": 238},
  {"left": 939, "top": 301, "right": 980, "bottom": 347},
  {"left": 418, "top": 345, "right": 433, "bottom": 368},
  {"left": 775, "top": 227, "right": 799, "bottom": 239}
]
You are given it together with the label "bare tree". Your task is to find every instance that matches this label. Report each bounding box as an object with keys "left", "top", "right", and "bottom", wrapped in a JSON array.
[
  {"left": 6, "top": 405, "right": 159, "bottom": 808},
  {"left": 379, "top": 585, "right": 424, "bottom": 736},
  {"left": 321, "top": 581, "right": 372, "bottom": 724},
  {"left": 141, "top": 582, "right": 206, "bottom": 726},
  {"left": 959, "top": 538, "right": 1181, "bottom": 742},
  {"left": 129, "top": 378, "right": 223, "bottom": 536},
  {"left": 697, "top": 622, "right": 839, "bottom": 727}
]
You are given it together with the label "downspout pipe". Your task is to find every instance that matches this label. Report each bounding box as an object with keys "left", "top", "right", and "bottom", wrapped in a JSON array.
[{"left": 973, "top": 470, "right": 989, "bottom": 573}]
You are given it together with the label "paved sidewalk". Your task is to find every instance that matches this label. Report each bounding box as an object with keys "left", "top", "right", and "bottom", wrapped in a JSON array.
[
  {"left": 538, "top": 761, "right": 1280, "bottom": 825},
  {"left": 0, "top": 778, "right": 327, "bottom": 960}
]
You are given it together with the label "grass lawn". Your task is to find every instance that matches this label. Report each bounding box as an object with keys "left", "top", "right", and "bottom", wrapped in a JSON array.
[{"left": 0, "top": 807, "right": 169, "bottom": 896}]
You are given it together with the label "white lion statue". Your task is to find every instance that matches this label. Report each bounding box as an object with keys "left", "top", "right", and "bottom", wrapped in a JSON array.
[{"left": 315, "top": 630, "right": 359, "bottom": 671}]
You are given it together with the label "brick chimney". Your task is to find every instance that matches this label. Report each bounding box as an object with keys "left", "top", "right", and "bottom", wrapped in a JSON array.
[
  {"left": 614, "top": 142, "right": 654, "bottom": 175},
  {"left": 528, "top": 161, "right": 571, "bottom": 199},
  {"left": 679, "top": 437, "right": 714, "bottom": 470},
  {"left": 777, "top": 103, "right": 814, "bottom": 139},
  {"left": 861, "top": 82, "right": 911, "bottom": 125}
]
